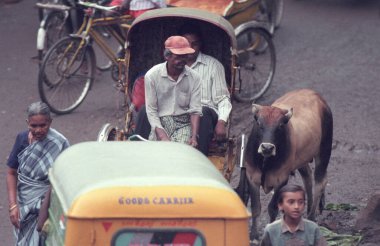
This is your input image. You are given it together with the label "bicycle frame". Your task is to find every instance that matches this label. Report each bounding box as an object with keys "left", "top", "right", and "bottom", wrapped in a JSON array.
[
  {"left": 57, "top": 5, "right": 134, "bottom": 132},
  {"left": 57, "top": 8, "right": 131, "bottom": 79},
  {"left": 88, "top": 15, "right": 130, "bottom": 65}
]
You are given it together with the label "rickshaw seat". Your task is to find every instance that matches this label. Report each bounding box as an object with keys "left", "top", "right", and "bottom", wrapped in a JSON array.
[
  {"left": 208, "top": 138, "right": 235, "bottom": 182},
  {"left": 167, "top": 0, "right": 232, "bottom": 16},
  {"left": 165, "top": 0, "right": 259, "bottom": 28},
  {"left": 131, "top": 75, "right": 145, "bottom": 111}
]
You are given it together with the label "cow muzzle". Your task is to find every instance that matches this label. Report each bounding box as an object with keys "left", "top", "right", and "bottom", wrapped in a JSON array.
[{"left": 258, "top": 143, "right": 276, "bottom": 157}]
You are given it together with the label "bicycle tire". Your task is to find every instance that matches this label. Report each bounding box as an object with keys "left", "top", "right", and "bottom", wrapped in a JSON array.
[
  {"left": 38, "top": 10, "right": 71, "bottom": 62},
  {"left": 234, "top": 27, "right": 276, "bottom": 102},
  {"left": 273, "top": 0, "right": 284, "bottom": 29},
  {"left": 38, "top": 36, "right": 95, "bottom": 115}
]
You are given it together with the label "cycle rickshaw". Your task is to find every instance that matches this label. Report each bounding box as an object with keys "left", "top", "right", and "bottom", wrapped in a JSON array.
[
  {"left": 37, "top": 0, "right": 276, "bottom": 115},
  {"left": 94, "top": 8, "right": 274, "bottom": 243},
  {"left": 95, "top": 5, "right": 274, "bottom": 179}
]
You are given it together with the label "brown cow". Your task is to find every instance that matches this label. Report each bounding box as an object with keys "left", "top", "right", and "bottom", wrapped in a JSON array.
[{"left": 244, "top": 89, "right": 333, "bottom": 241}]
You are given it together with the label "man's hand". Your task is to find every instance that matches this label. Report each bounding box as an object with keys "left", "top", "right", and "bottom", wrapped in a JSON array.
[
  {"left": 155, "top": 127, "right": 170, "bottom": 141},
  {"left": 214, "top": 120, "right": 227, "bottom": 141},
  {"left": 188, "top": 135, "right": 198, "bottom": 148}
]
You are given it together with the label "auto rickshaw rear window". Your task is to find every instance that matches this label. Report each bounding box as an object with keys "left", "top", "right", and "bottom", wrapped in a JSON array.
[{"left": 111, "top": 228, "right": 206, "bottom": 246}]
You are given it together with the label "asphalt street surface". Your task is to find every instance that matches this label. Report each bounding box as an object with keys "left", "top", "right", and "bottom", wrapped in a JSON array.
[{"left": 1, "top": 0, "right": 379, "bottom": 245}]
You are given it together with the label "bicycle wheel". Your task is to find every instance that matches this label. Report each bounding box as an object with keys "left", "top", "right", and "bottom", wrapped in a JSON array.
[
  {"left": 38, "top": 10, "right": 71, "bottom": 62},
  {"left": 234, "top": 27, "right": 276, "bottom": 102},
  {"left": 92, "top": 26, "right": 122, "bottom": 71},
  {"left": 38, "top": 36, "right": 95, "bottom": 114}
]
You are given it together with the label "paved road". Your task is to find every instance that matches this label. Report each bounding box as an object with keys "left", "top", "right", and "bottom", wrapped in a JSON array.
[{"left": 1, "top": 0, "right": 379, "bottom": 244}]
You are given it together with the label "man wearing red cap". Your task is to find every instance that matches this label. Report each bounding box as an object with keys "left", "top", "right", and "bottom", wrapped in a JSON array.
[{"left": 144, "top": 36, "right": 202, "bottom": 147}]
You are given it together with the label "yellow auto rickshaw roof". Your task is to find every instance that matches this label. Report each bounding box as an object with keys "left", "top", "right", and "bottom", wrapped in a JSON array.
[
  {"left": 128, "top": 7, "right": 237, "bottom": 49},
  {"left": 49, "top": 142, "right": 249, "bottom": 219}
]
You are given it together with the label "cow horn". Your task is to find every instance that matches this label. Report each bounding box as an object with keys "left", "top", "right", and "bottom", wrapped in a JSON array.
[
  {"left": 285, "top": 108, "right": 293, "bottom": 121},
  {"left": 252, "top": 104, "right": 262, "bottom": 115}
]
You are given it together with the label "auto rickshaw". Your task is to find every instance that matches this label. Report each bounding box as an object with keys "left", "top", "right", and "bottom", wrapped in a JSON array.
[{"left": 43, "top": 141, "right": 251, "bottom": 245}]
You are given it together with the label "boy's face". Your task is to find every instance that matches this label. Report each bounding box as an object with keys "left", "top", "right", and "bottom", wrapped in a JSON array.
[{"left": 278, "top": 191, "right": 305, "bottom": 220}]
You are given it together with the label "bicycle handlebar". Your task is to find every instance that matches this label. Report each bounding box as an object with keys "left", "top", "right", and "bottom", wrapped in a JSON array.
[
  {"left": 35, "top": 2, "right": 72, "bottom": 11},
  {"left": 77, "top": 0, "right": 118, "bottom": 12}
]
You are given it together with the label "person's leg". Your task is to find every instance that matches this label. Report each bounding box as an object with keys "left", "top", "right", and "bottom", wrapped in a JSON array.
[
  {"left": 170, "top": 114, "right": 191, "bottom": 144},
  {"left": 198, "top": 107, "right": 218, "bottom": 156},
  {"left": 134, "top": 105, "right": 151, "bottom": 139}
]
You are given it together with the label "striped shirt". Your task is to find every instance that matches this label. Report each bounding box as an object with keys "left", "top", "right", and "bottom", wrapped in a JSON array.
[
  {"left": 130, "top": 0, "right": 166, "bottom": 10},
  {"left": 189, "top": 52, "right": 232, "bottom": 122},
  {"left": 145, "top": 62, "right": 202, "bottom": 131}
]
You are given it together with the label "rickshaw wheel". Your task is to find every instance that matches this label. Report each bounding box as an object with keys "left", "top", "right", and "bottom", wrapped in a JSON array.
[
  {"left": 234, "top": 27, "right": 276, "bottom": 102},
  {"left": 97, "top": 123, "right": 119, "bottom": 141}
]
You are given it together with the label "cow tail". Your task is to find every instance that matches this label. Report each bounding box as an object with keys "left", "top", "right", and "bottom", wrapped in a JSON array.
[{"left": 315, "top": 105, "right": 333, "bottom": 182}]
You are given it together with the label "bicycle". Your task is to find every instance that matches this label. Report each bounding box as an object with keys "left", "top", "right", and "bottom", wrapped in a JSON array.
[
  {"left": 234, "top": 24, "right": 276, "bottom": 102},
  {"left": 222, "top": 0, "right": 278, "bottom": 102},
  {"left": 36, "top": 0, "right": 81, "bottom": 63},
  {"left": 36, "top": 0, "right": 120, "bottom": 71},
  {"left": 38, "top": 0, "right": 132, "bottom": 115}
]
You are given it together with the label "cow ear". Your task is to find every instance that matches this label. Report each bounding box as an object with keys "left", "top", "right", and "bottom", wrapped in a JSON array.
[{"left": 284, "top": 108, "right": 293, "bottom": 123}]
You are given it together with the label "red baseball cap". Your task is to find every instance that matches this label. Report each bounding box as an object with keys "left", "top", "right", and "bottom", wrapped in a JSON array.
[{"left": 164, "top": 36, "right": 195, "bottom": 55}]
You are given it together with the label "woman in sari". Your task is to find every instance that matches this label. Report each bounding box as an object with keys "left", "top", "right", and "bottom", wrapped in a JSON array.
[{"left": 6, "top": 102, "right": 69, "bottom": 246}]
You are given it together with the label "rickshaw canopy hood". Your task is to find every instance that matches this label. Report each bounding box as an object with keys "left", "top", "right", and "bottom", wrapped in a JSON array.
[
  {"left": 128, "top": 7, "right": 237, "bottom": 50},
  {"left": 49, "top": 142, "right": 249, "bottom": 220},
  {"left": 125, "top": 7, "right": 237, "bottom": 91}
]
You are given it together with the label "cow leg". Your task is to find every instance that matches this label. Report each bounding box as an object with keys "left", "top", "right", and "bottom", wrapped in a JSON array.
[
  {"left": 268, "top": 182, "right": 287, "bottom": 222},
  {"left": 309, "top": 109, "right": 332, "bottom": 220},
  {"left": 298, "top": 164, "right": 313, "bottom": 214},
  {"left": 248, "top": 182, "right": 261, "bottom": 241},
  {"left": 308, "top": 105, "right": 333, "bottom": 220},
  {"left": 309, "top": 156, "right": 328, "bottom": 220}
]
